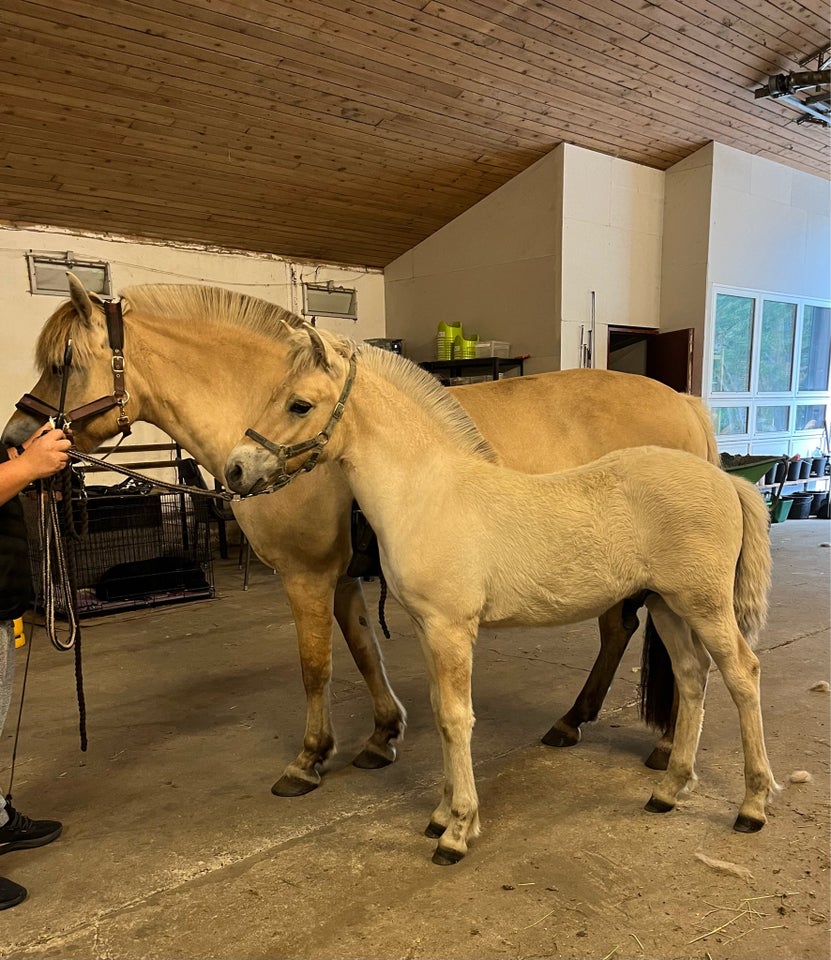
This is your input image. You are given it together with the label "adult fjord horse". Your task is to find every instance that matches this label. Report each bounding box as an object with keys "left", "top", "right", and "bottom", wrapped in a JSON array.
[
  {"left": 225, "top": 327, "right": 777, "bottom": 865},
  {"left": 3, "top": 276, "right": 719, "bottom": 796}
]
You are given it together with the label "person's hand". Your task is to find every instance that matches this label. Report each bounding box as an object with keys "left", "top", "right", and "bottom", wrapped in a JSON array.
[{"left": 18, "top": 428, "right": 72, "bottom": 479}]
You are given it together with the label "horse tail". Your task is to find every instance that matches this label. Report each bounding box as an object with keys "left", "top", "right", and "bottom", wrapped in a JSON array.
[
  {"left": 638, "top": 614, "right": 675, "bottom": 731},
  {"left": 730, "top": 476, "right": 773, "bottom": 647},
  {"left": 683, "top": 394, "right": 721, "bottom": 466}
]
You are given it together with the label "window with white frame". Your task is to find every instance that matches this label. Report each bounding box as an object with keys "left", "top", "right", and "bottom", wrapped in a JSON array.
[
  {"left": 26, "top": 251, "right": 112, "bottom": 296},
  {"left": 707, "top": 287, "right": 830, "bottom": 452}
]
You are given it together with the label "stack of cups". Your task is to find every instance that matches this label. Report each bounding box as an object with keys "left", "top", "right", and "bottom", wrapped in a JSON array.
[{"left": 436, "top": 321, "right": 462, "bottom": 360}]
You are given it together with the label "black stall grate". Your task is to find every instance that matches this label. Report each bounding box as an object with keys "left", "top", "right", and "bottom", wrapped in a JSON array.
[{"left": 22, "top": 485, "right": 215, "bottom": 619}]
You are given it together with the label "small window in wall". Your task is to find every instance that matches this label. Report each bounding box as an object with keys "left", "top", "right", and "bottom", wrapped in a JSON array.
[
  {"left": 756, "top": 404, "right": 790, "bottom": 433},
  {"left": 796, "top": 403, "right": 827, "bottom": 431},
  {"left": 27, "top": 251, "right": 112, "bottom": 297},
  {"left": 712, "top": 406, "right": 749, "bottom": 436},
  {"left": 302, "top": 281, "right": 358, "bottom": 320}
]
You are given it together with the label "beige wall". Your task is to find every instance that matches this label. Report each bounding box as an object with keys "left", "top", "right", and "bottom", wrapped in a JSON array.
[
  {"left": 0, "top": 225, "right": 384, "bottom": 443},
  {"left": 384, "top": 142, "right": 665, "bottom": 374},
  {"left": 384, "top": 147, "right": 564, "bottom": 374}
]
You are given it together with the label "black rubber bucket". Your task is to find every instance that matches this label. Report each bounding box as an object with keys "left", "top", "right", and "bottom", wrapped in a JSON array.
[
  {"left": 809, "top": 491, "right": 829, "bottom": 516},
  {"left": 784, "top": 493, "right": 814, "bottom": 520}
]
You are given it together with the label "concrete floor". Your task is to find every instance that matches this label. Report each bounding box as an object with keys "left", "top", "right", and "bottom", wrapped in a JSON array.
[{"left": 1, "top": 519, "right": 829, "bottom": 960}]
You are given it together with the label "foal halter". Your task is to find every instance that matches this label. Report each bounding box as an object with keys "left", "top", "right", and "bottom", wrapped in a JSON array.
[
  {"left": 16, "top": 299, "right": 132, "bottom": 436},
  {"left": 245, "top": 353, "right": 357, "bottom": 489}
]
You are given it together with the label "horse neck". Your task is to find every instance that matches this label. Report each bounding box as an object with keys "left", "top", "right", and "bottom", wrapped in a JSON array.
[
  {"left": 338, "top": 364, "right": 475, "bottom": 520},
  {"left": 125, "top": 316, "right": 286, "bottom": 479}
]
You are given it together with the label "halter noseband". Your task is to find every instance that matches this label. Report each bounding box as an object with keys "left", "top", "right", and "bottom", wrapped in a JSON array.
[
  {"left": 245, "top": 353, "right": 357, "bottom": 490},
  {"left": 16, "top": 298, "right": 132, "bottom": 436}
]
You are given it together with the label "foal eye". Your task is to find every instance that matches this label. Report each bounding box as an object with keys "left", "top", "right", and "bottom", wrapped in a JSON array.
[{"left": 289, "top": 399, "right": 313, "bottom": 416}]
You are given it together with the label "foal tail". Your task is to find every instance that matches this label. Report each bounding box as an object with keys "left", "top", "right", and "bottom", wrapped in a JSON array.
[{"left": 731, "top": 476, "right": 773, "bottom": 647}]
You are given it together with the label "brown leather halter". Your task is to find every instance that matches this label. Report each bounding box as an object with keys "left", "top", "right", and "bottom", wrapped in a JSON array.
[{"left": 16, "top": 299, "right": 132, "bottom": 436}]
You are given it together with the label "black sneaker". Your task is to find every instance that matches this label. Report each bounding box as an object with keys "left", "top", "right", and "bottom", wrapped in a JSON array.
[
  {"left": 0, "top": 876, "right": 27, "bottom": 910},
  {"left": 0, "top": 804, "right": 62, "bottom": 855}
]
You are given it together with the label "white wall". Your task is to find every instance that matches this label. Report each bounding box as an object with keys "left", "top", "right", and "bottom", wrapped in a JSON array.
[
  {"left": 560, "top": 144, "right": 665, "bottom": 370},
  {"left": 384, "top": 147, "right": 564, "bottom": 374},
  {"left": 0, "top": 225, "right": 385, "bottom": 459},
  {"left": 708, "top": 142, "right": 830, "bottom": 298},
  {"left": 659, "top": 144, "right": 714, "bottom": 395}
]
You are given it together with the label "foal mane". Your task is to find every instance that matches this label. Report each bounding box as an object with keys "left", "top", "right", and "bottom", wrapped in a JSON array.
[
  {"left": 36, "top": 284, "right": 305, "bottom": 369},
  {"left": 355, "top": 341, "right": 498, "bottom": 463}
]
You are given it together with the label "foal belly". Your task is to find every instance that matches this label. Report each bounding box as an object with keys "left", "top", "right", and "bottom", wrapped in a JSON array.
[{"left": 480, "top": 578, "right": 623, "bottom": 629}]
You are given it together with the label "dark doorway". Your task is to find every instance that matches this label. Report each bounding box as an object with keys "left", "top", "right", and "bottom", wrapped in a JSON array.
[{"left": 607, "top": 326, "right": 694, "bottom": 392}]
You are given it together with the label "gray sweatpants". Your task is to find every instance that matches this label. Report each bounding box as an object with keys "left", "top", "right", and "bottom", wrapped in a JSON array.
[{"left": 0, "top": 619, "right": 14, "bottom": 826}]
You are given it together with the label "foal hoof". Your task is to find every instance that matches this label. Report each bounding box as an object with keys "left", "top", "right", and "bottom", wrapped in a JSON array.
[
  {"left": 644, "top": 747, "right": 671, "bottom": 771},
  {"left": 352, "top": 745, "right": 396, "bottom": 770},
  {"left": 432, "top": 846, "right": 464, "bottom": 866},
  {"left": 271, "top": 773, "right": 320, "bottom": 798},
  {"left": 424, "top": 820, "right": 446, "bottom": 839},
  {"left": 733, "top": 813, "right": 765, "bottom": 833},
  {"left": 644, "top": 795, "right": 675, "bottom": 814},
  {"left": 540, "top": 723, "right": 581, "bottom": 748}
]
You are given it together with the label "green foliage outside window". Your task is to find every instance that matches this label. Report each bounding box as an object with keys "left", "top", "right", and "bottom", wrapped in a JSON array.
[
  {"left": 712, "top": 294, "right": 752, "bottom": 393},
  {"left": 800, "top": 306, "right": 831, "bottom": 392},
  {"left": 758, "top": 301, "right": 795, "bottom": 392}
]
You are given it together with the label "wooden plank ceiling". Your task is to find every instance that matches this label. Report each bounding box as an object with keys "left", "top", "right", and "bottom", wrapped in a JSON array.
[{"left": 0, "top": 0, "right": 828, "bottom": 268}]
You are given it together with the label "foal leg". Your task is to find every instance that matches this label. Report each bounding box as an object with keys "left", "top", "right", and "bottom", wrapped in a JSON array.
[
  {"left": 333, "top": 575, "right": 407, "bottom": 769},
  {"left": 689, "top": 616, "right": 779, "bottom": 831},
  {"left": 271, "top": 573, "right": 339, "bottom": 797},
  {"left": 541, "top": 600, "right": 639, "bottom": 748},
  {"left": 642, "top": 598, "right": 711, "bottom": 814},
  {"left": 417, "top": 617, "right": 480, "bottom": 865}
]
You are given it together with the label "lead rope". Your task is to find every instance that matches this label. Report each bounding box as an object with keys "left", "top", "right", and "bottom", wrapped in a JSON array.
[{"left": 38, "top": 471, "right": 88, "bottom": 750}]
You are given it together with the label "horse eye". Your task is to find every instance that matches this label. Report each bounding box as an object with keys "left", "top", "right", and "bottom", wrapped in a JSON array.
[
  {"left": 50, "top": 364, "right": 62, "bottom": 376},
  {"left": 289, "top": 399, "right": 313, "bottom": 416}
]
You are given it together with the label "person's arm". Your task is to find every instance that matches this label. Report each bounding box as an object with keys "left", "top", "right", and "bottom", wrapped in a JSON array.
[{"left": 0, "top": 428, "right": 72, "bottom": 507}]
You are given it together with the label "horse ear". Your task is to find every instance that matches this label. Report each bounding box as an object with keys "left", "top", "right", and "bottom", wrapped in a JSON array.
[
  {"left": 66, "top": 272, "right": 95, "bottom": 324},
  {"left": 304, "top": 323, "right": 332, "bottom": 370}
]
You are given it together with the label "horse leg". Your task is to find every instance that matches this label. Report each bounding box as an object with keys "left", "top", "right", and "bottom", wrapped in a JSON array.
[
  {"left": 333, "top": 575, "right": 407, "bottom": 769},
  {"left": 541, "top": 600, "right": 639, "bottom": 748},
  {"left": 687, "top": 614, "right": 779, "bottom": 831},
  {"left": 271, "top": 574, "right": 338, "bottom": 797},
  {"left": 642, "top": 597, "right": 711, "bottom": 814},
  {"left": 417, "top": 618, "right": 480, "bottom": 865}
]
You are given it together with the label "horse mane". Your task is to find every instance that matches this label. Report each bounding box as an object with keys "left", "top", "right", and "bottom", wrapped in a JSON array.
[
  {"left": 326, "top": 337, "right": 497, "bottom": 463},
  {"left": 121, "top": 284, "right": 305, "bottom": 337},
  {"left": 35, "top": 285, "right": 305, "bottom": 370}
]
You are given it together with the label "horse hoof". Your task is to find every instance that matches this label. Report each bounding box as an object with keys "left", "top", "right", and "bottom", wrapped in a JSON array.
[
  {"left": 644, "top": 795, "right": 675, "bottom": 814},
  {"left": 352, "top": 747, "right": 395, "bottom": 770},
  {"left": 540, "top": 724, "right": 580, "bottom": 748},
  {"left": 424, "top": 820, "right": 446, "bottom": 839},
  {"left": 733, "top": 813, "right": 765, "bottom": 833},
  {"left": 271, "top": 774, "right": 320, "bottom": 797},
  {"left": 644, "top": 747, "right": 671, "bottom": 771},
  {"left": 432, "top": 846, "right": 464, "bottom": 866}
]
